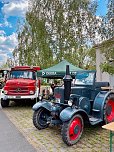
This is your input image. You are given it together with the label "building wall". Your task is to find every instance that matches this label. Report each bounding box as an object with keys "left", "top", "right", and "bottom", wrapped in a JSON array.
[
  {"left": 102, "top": 72, "right": 110, "bottom": 82},
  {"left": 96, "top": 48, "right": 114, "bottom": 88},
  {"left": 96, "top": 48, "right": 102, "bottom": 82},
  {"left": 110, "top": 75, "right": 114, "bottom": 88}
]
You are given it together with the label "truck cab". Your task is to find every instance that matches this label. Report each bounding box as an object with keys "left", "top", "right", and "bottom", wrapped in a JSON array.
[{"left": 1, "top": 66, "right": 40, "bottom": 107}]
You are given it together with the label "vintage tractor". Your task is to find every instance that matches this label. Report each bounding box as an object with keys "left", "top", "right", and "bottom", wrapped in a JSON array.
[{"left": 32, "top": 65, "right": 114, "bottom": 146}]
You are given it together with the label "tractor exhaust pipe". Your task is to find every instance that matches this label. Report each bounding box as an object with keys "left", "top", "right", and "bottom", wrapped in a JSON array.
[{"left": 63, "top": 65, "right": 72, "bottom": 104}]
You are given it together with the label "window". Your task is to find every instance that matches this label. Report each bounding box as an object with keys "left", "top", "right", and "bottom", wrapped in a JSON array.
[
  {"left": 75, "top": 71, "right": 95, "bottom": 85},
  {"left": 10, "top": 70, "right": 36, "bottom": 80}
]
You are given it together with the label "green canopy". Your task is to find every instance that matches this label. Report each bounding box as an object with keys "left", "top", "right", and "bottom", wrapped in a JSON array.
[{"left": 37, "top": 60, "right": 83, "bottom": 78}]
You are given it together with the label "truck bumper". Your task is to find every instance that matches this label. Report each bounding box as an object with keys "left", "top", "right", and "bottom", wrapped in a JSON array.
[
  {"left": 1, "top": 87, "right": 39, "bottom": 100},
  {"left": 2, "top": 93, "right": 37, "bottom": 100}
]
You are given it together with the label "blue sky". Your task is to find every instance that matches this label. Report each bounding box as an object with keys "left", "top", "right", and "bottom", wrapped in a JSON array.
[
  {"left": 96, "top": 0, "right": 108, "bottom": 16},
  {"left": 0, "top": 0, "right": 108, "bottom": 66},
  {"left": 0, "top": 0, "right": 28, "bottom": 66}
]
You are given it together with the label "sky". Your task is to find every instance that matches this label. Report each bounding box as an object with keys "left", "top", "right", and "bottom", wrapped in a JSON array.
[{"left": 0, "top": 0, "right": 108, "bottom": 66}]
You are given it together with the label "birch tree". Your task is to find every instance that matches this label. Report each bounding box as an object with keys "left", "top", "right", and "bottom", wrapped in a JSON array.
[{"left": 14, "top": 0, "right": 98, "bottom": 69}]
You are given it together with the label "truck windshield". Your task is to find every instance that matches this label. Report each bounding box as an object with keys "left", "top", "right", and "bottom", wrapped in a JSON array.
[
  {"left": 75, "top": 71, "right": 95, "bottom": 85},
  {"left": 10, "top": 70, "right": 36, "bottom": 80}
]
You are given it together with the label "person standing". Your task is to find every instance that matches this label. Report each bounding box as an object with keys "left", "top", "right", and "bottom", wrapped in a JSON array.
[{"left": 51, "top": 83, "right": 55, "bottom": 95}]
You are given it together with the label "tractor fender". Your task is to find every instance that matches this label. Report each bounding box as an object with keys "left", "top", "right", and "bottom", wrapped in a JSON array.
[
  {"left": 93, "top": 91, "right": 114, "bottom": 119},
  {"left": 60, "top": 107, "right": 89, "bottom": 122},
  {"left": 32, "top": 100, "right": 52, "bottom": 112}
]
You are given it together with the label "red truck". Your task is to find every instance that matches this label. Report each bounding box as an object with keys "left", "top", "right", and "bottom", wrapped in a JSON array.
[{"left": 1, "top": 66, "right": 40, "bottom": 107}]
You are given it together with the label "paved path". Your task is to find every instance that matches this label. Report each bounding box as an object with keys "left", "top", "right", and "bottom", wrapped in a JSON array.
[{"left": 0, "top": 102, "right": 37, "bottom": 152}]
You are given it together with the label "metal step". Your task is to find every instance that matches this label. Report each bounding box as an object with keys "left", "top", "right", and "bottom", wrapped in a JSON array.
[
  {"left": 89, "top": 116, "right": 102, "bottom": 125},
  {"left": 92, "top": 109, "right": 100, "bottom": 112},
  {"left": 89, "top": 117, "right": 99, "bottom": 122}
]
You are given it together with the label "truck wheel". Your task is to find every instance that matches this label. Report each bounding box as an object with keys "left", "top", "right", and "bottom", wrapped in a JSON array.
[
  {"left": 61, "top": 114, "right": 84, "bottom": 146},
  {"left": 1, "top": 99, "right": 9, "bottom": 108},
  {"left": 33, "top": 108, "right": 50, "bottom": 130},
  {"left": 104, "top": 93, "right": 114, "bottom": 123}
]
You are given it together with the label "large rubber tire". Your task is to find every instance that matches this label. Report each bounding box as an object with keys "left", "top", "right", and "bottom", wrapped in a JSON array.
[
  {"left": 104, "top": 93, "right": 114, "bottom": 123},
  {"left": 61, "top": 114, "right": 84, "bottom": 146},
  {"left": 33, "top": 108, "right": 50, "bottom": 130},
  {"left": 1, "top": 99, "right": 9, "bottom": 108}
]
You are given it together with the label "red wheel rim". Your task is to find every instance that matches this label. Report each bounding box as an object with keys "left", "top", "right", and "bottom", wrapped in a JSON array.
[
  {"left": 106, "top": 99, "right": 114, "bottom": 122},
  {"left": 69, "top": 117, "right": 82, "bottom": 141}
]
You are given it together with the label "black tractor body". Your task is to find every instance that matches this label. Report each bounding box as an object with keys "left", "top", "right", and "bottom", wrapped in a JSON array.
[{"left": 32, "top": 65, "right": 114, "bottom": 146}]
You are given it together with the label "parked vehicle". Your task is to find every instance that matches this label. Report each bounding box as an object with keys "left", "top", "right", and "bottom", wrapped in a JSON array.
[
  {"left": 0, "top": 72, "right": 4, "bottom": 89},
  {"left": 1, "top": 66, "right": 40, "bottom": 107},
  {"left": 32, "top": 65, "right": 114, "bottom": 146},
  {"left": 0, "top": 69, "right": 9, "bottom": 89}
]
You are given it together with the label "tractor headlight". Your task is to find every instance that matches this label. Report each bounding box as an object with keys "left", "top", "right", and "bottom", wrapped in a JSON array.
[
  {"left": 30, "top": 90, "right": 34, "bottom": 95},
  {"left": 55, "top": 98, "right": 60, "bottom": 103},
  {"left": 68, "top": 99, "right": 73, "bottom": 106},
  {"left": 39, "top": 94, "right": 42, "bottom": 101}
]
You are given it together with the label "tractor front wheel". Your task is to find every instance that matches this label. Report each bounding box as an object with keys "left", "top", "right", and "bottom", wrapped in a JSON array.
[
  {"left": 104, "top": 93, "right": 114, "bottom": 123},
  {"left": 61, "top": 114, "right": 84, "bottom": 146},
  {"left": 33, "top": 108, "right": 50, "bottom": 130}
]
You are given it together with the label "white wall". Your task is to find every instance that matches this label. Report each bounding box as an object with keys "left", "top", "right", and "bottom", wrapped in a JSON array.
[
  {"left": 102, "top": 72, "right": 110, "bottom": 82},
  {"left": 96, "top": 48, "right": 102, "bottom": 82},
  {"left": 110, "top": 75, "right": 114, "bottom": 88},
  {"left": 96, "top": 48, "right": 114, "bottom": 88}
]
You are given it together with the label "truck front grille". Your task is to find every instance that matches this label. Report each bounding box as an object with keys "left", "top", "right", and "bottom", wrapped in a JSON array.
[{"left": 8, "top": 87, "right": 29, "bottom": 95}]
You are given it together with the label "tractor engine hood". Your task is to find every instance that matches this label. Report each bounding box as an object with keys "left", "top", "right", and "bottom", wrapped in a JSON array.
[
  {"left": 54, "top": 86, "right": 91, "bottom": 104},
  {"left": 5, "top": 79, "right": 35, "bottom": 87}
]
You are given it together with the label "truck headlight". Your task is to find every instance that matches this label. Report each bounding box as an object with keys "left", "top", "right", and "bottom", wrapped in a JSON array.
[
  {"left": 68, "top": 99, "right": 73, "bottom": 106},
  {"left": 4, "top": 90, "right": 8, "bottom": 95},
  {"left": 30, "top": 90, "right": 34, "bottom": 95}
]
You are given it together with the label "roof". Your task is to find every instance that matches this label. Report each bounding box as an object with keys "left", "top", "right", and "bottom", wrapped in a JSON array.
[
  {"left": 37, "top": 59, "right": 83, "bottom": 78},
  {"left": 11, "top": 66, "right": 40, "bottom": 71}
]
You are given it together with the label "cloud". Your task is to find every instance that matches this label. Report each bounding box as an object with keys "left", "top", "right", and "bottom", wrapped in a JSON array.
[
  {"left": 0, "top": 0, "right": 28, "bottom": 28},
  {"left": 0, "top": 19, "right": 12, "bottom": 28},
  {"left": 0, "top": 32, "right": 18, "bottom": 52},
  {"left": 0, "top": 32, "right": 18, "bottom": 66},
  {"left": 1, "top": 0, "right": 28, "bottom": 18},
  {"left": 0, "top": 53, "right": 7, "bottom": 66},
  {"left": 0, "top": 23, "right": 3, "bottom": 27},
  {"left": 0, "top": 30, "right": 5, "bottom": 35},
  {"left": 0, "top": 0, "right": 28, "bottom": 66},
  {"left": 0, "top": 0, "right": 28, "bottom": 4}
]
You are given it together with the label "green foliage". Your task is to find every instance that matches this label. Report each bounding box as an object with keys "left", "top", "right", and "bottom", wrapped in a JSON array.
[
  {"left": 1, "top": 63, "right": 9, "bottom": 68},
  {"left": 99, "top": 38, "right": 114, "bottom": 74},
  {"left": 101, "top": 62, "right": 114, "bottom": 75},
  {"left": 95, "top": 0, "right": 114, "bottom": 74},
  {"left": 13, "top": 0, "right": 99, "bottom": 69},
  {"left": 105, "top": 0, "right": 114, "bottom": 39}
]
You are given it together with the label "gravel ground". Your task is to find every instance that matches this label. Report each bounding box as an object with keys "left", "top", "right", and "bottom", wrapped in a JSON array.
[{"left": 2, "top": 102, "right": 113, "bottom": 152}]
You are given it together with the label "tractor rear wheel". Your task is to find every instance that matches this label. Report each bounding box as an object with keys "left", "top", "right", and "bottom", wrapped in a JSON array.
[
  {"left": 61, "top": 114, "right": 84, "bottom": 146},
  {"left": 104, "top": 93, "right": 114, "bottom": 123},
  {"left": 33, "top": 108, "right": 50, "bottom": 130}
]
